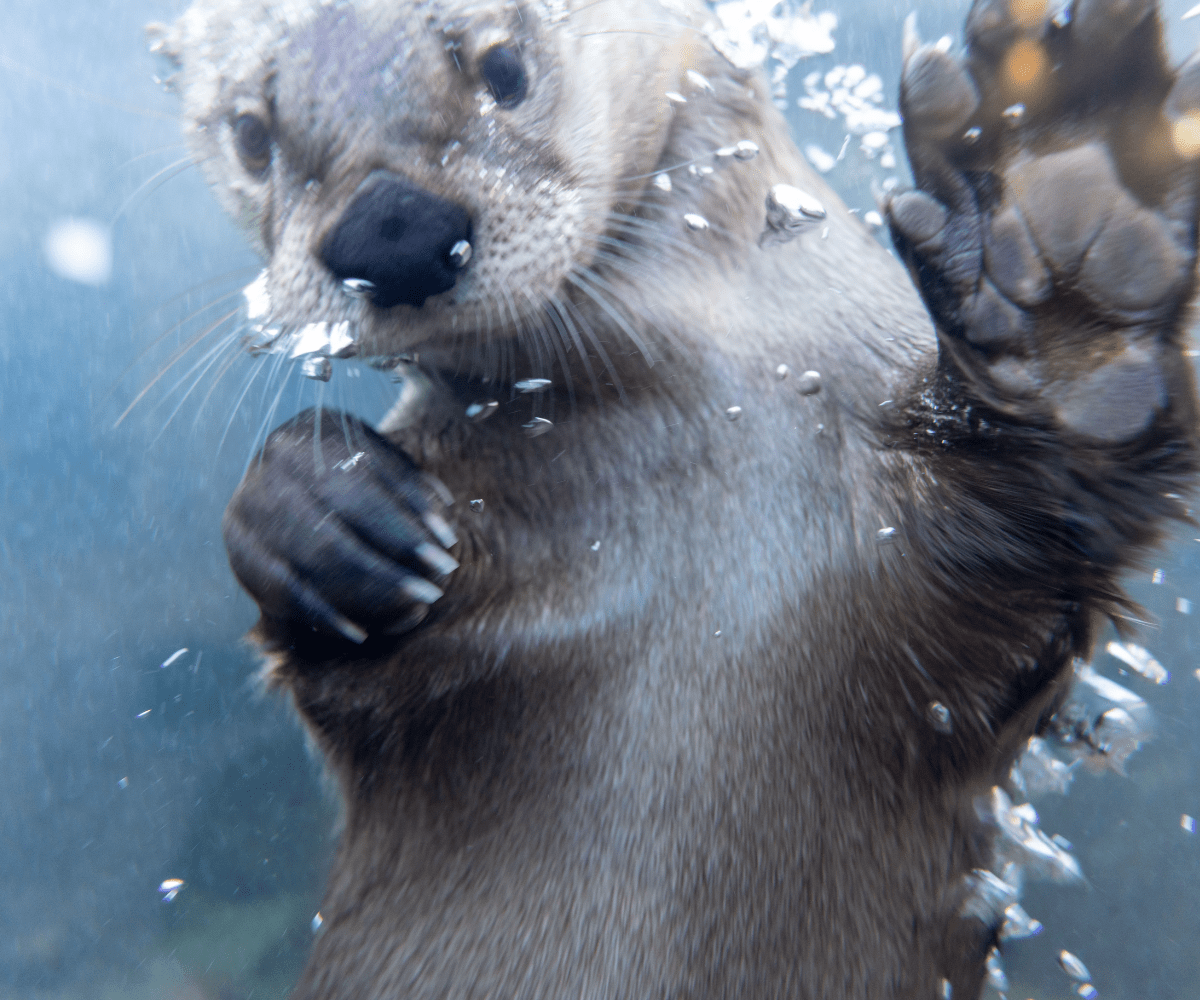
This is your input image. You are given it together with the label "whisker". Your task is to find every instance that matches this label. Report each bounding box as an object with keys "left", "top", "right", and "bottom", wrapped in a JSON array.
[
  {"left": 119, "top": 142, "right": 190, "bottom": 170},
  {"left": 246, "top": 358, "right": 296, "bottom": 474},
  {"left": 565, "top": 268, "right": 655, "bottom": 365},
  {"left": 111, "top": 155, "right": 201, "bottom": 227},
  {"left": 218, "top": 354, "right": 269, "bottom": 456},
  {"left": 193, "top": 342, "right": 250, "bottom": 429},
  {"left": 151, "top": 323, "right": 242, "bottom": 417},
  {"left": 549, "top": 292, "right": 628, "bottom": 404},
  {"left": 150, "top": 329, "right": 243, "bottom": 444},
  {"left": 108, "top": 284, "right": 251, "bottom": 405},
  {"left": 0, "top": 52, "right": 176, "bottom": 120},
  {"left": 114, "top": 307, "right": 241, "bottom": 427}
]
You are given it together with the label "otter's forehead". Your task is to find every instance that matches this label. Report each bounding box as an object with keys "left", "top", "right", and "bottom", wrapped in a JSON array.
[{"left": 168, "top": 0, "right": 579, "bottom": 135}]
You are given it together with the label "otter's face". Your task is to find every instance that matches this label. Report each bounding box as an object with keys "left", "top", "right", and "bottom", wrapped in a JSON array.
[{"left": 155, "top": 0, "right": 694, "bottom": 361}]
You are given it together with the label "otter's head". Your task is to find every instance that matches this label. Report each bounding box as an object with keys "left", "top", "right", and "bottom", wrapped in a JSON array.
[{"left": 150, "top": 0, "right": 720, "bottom": 363}]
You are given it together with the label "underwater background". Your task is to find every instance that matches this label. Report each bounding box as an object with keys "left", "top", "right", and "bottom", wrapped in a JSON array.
[{"left": 0, "top": 0, "right": 1197, "bottom": 996}]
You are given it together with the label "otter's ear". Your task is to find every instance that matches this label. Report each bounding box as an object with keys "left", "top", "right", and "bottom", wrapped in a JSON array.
[{"left": 146, "top": 21, "right": 183, "bottom": 70}]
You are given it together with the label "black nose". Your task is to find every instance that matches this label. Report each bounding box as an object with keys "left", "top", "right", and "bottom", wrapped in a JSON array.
[{"left": 319, "top": 172, "right": 472, "bottom": 308}]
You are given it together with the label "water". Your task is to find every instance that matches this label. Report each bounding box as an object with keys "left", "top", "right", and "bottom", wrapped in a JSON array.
[{"left": 2, "top": 0, "right": 1200, "bottom": 997}]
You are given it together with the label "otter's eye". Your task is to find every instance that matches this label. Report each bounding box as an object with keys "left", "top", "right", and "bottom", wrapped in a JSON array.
[
  {"left": 480, "top": 45, "right": 527, "bottom": 108},
  {"left": 233, "top": 112, "right": 271, "bottom": 173}
]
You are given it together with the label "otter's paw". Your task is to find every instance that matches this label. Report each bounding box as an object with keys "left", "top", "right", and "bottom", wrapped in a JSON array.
[
  {"left": 886, "top": 0, "right": 1200, "bottom": 441},
  {"left": 222, "top": 409, "right": 458, "bottom": 646}
]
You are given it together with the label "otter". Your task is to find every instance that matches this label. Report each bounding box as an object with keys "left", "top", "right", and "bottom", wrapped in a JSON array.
[{"left": 151, "top": 0, "right": 1200, "bottom": 996}]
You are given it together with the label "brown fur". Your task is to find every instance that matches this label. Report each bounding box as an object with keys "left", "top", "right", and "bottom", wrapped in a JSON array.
[{"left": 157, "top": 0, "right": 1200, "bottom": 996}]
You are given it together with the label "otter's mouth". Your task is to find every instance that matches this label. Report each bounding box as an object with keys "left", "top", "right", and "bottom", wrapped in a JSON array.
[{"left": 239, "top": 270, "right": 362, "bottom": 381}]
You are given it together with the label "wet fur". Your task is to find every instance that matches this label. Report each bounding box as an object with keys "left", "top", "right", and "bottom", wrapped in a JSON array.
[{"left": 156, "top": 0, "right": 1200, "bottom": 997}]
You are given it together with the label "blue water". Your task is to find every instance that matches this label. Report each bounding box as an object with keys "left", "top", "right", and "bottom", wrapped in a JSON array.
[{"left": 0, "top": 1, "right": 1197, "bottom": 996}]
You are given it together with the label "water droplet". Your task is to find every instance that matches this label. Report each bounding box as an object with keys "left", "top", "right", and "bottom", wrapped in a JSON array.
[
  {"left": 1058, "top": 950, "right": 1092, "bottom": 983},
  {"left": 714, "top": 630, "right": 722, "bottom": 637},
  {"left": 725, "top": 405, "right": 743, "bottom": 421},
  {"left": 985, "top": 947, "right": 1007, "bottom": 992},
  {"left": 665, "top": 91, "right": 687, "bottom": 104},
  {"left": 301, "top": 356, "right": 333, "bottom": 382},
  {"left": 523, "top": 417, "right": 553, "bottom": 437},
  {"left": 160, "top": 648, "right": 188, "bottom": 669},
  {"left": 776, "top": 363, "right": 790, "bottom": 379},
  {"left": 683, "top": 213, "right": 710, "bottom": 231},
  {"left": 117, "top": 777, "right": 129, "bottom": 789},
  {"left": 763, "top": 184, "right": 826, "bottom": 244},
  {"left": 999, "top": 902, "right": 1043, "bottom": 941},
  {"left": 864, "top": 210, "right": 884, "bottom": 228},
  {"left": 926, "top": 700, "right": 952, "bottom": 733},
  {"left": 796, "top": 370, "right": 822, "bottom": 395},
  {"left": 466, "top": 400, "right": 499, "bottom": 422},
  {"left": 1002, "top": 103, "right": 1026, "bottom": 123},
  {"left": 1182, "top": 814, "right": 1196, "bottom": 833},
  {"left": 449, "top": 239, "right": 472, "bottom": 269},
  {"left": 590, "top": 540, "right": 601, "bottom": 551},
  {"left": 733, "top": 139, "right": 759, "bottom": 161},
  {"left": 1105, "top": 640, "right": 1169, "bottom": 684},
  {"left": 342, "top": 277, "right": 376, "bottom": 299},
  {"left": 469, "top": 499, "right": 485, "bottom": 513},
  {"left": 686, "top": 69, "right": 714, "bottom": 93},
  {"left": 515, "top": 378, "right": 552, "bottom": 393},
  {"left": 653, "top": 172, "right": 673, "bottom": 192},
  {"left": 311, "top": 912, "right": 324, "bottom": 932},
  {"left": 876, "top": 526, "right": 897, "bottom": 543}
]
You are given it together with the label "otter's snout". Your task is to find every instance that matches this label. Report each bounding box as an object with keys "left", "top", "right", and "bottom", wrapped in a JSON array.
[{"left": 319, "top": 172, "right": 472, "bottom": 309}]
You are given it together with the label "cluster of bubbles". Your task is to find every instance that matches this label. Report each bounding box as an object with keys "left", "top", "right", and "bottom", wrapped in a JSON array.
[{"left": 945, "top": 648, "right": 1168, "bottom": 999}]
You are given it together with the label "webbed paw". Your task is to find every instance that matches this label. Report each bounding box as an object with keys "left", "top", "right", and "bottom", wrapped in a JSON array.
[
  {"left": 887, "top": 0, "right": 1200, "bottom": 441},
  {"left": 222, "top": 409, "right": 458, "bottom": 647}
]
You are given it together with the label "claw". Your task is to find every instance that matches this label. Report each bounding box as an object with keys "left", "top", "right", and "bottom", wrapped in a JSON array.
[
  {"left": 902, "top": 45, "right": 980, "bottom": 140},
  {"left": 902, "top": 11, "right": 921, "bottom": 64}
]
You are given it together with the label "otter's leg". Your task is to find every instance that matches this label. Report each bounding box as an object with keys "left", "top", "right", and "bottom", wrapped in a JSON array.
[
  {"left": 883, "top": 3, "right": 1200, "bottom": 993},
  {"left": 887, "top": 0, "right": 1200, "bottom": 444},
  {"left": 222, "top": 409, "right": 458, "bottom": 649}
]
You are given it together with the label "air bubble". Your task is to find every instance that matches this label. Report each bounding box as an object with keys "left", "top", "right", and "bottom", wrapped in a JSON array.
[
  {"left": 301, "top": 356, "right": 333, "bottom": 382},
  {"left": 1002, "top": 103, "right": 1026, "bottom": 122},
  {"left": 684, "top": 213, "right": 710, "bottom": 231},
  {"left": 926, "top": 700, "right": 952, "bottom": 733},
  {"left": 796, "top": 370, "right": 822, "bottom": 395},
  {"left": 312, "top": 912, "right": 324, "bottom": 932},
  {"left": 985, "top": 947, "right": 1007, "bottom": 992},
  {"left": 466, "top": 400, "right": 499, "bottom": 422},
  {"left": 999, "top": 902, "right": 1043, "bottom": 941},
  {"left": 515, "top": 378, "right": 552, "bottom": 393},
  {"left": 590, "top": 540, "right": 601, "bottom": 551},
  {"left": 523, "top": 417, "right": 554, "bottom": 437},
  {"left": 776, "top": 364, "right": 790, "bottom": 379},
  {"left": 877, "top": 526, "right": 898, "bottom": 543},
  {"left": 733, "top": 139, "right": 759, "bottom": 160},
  {"left": 469, "top": 499, "right": 485, "bottom": 513},
  {"left": 448, "top": 239, "right": 472, "bottom": 269},
  {"left": 342, "top": 277, "right": 376, "bottom": 298},
  {"left": 725, "top": 406, "right": 743, "bottom": 421},
  {"left": 653, "top": 173, "right": 673, "bottom": 192},
  {"left": 1058, "top": 950, "right": 1092, "bottom": 983},
  {"left": 686, "top": 69, "right": 714, "bottom": 93},
  {"left": 1182, "top": 814, "right": 1195, "bottom": 833},
  {"left": 763, "top": 184, "right": 826, "bottom": 245}
]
